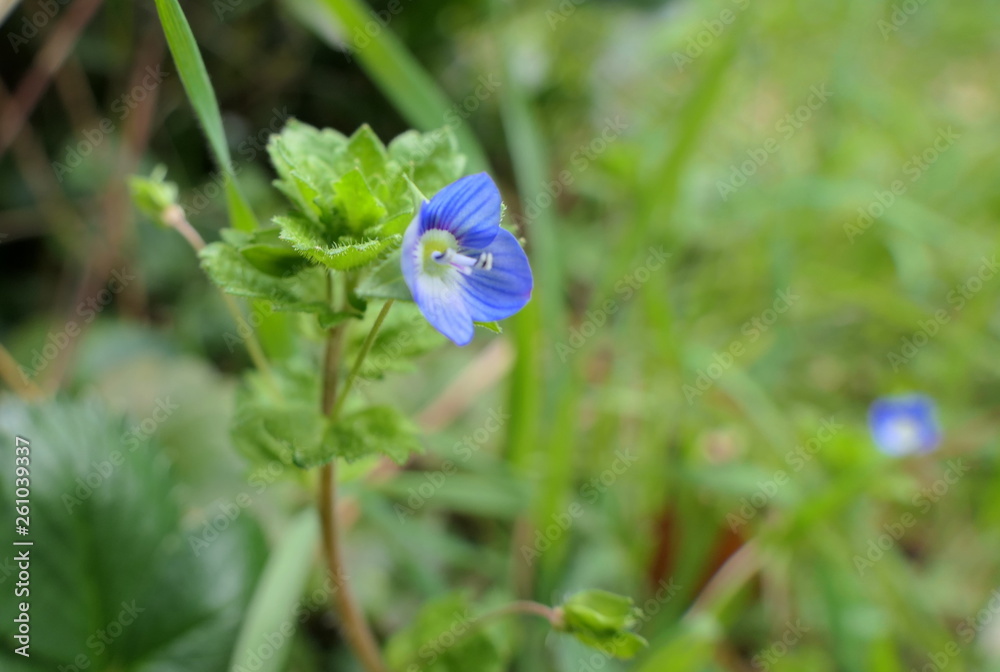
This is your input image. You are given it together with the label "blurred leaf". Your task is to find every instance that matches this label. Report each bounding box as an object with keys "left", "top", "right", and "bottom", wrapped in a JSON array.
[
  {"left": 229, "top": 510, "right": 319, "bottom": 672},
  {"left": 560, "top": 589, "right": 648, "bottom": 659},
  {"left": 385, "top": 593, "right": 505, "bottom": 672},
  {"left": 317, "top": 405, "right": 422, "bottom": 466},
  {"left": 0, "top": 399, "right": 265, "bottom": 670}
]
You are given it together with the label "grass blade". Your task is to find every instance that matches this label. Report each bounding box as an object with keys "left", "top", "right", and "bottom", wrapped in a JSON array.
[{"left": 153, "top": 0, "right": 256, "bottom": 230}]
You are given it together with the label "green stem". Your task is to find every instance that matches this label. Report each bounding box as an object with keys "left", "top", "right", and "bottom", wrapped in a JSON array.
[
  {"left": 475, "top": 600, "right": 563, "bottom": 628},
  {"left": 330, "top": 299, "right": 395, "bottom": 420}
]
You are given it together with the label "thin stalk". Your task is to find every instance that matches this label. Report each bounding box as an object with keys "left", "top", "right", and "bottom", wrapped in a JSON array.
[
  {"left": 162, "top": 205, "right": 275, "bottom": 383},
  {"left": 329, "top": 299, "right": 394, "bottom": 420},
  {"left": 316, "top": 297, "right": 395, "bottom": 672}
]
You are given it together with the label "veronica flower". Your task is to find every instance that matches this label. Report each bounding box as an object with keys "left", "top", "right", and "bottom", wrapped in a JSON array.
[
  {"left": 401, "top": 173, "right": 533, "bottom": 346},
  {"left": 868, "top": 394, "right": 941, "bottom": 456}
]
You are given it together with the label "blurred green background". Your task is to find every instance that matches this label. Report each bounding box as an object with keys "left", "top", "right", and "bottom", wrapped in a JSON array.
[{"left": 2, "top": 0, "right": 1000, "bottom": 670}]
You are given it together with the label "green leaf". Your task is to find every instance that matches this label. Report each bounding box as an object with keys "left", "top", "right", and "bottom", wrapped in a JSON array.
[
  {"left": 199, "top": 241, "right": 336, "bottom": 317},
  {"left": 356, "top": 249, "right": 413, "bottom": 302},
  {"left": 559, "top": 590, "right": 649, "bottom": 660},
  {"left": 345, "top": 124, "right": 390, "bottom": 178},
  {"left": 388, "top": 127, "right": 465, "bottom": 197},
  {"left": 385, "top": 593, "right": 505, "bottom": 672},
  {"left": 229, "top": 510, "right": 319, "bottom": 672},
  {"left": 153, "top": 0, "right": 256, "bottom": 230},
  {"left": 0, "top": 399, "right": 266, "bottom": 671},
  {"left": 323, "top": 169, "right": 389, "bottom": 234},
  {"left": 277, "top": 213, "right": 400, "bottom": 271},
  {"left": 474, "top": 321, "right": 502, "bottom": 334},
  {"left": 231, "top": 366, "right": 325, "bottom": 467},
  {"left": 313, "top": 405, "right": 422, "bottom": 467}
]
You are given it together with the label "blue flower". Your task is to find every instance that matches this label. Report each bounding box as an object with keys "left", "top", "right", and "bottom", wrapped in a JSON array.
[
  {"left": 868, "top": 394, "right": 941, "bottom": 456},
  {"left": 401, "top": 173, "right": 533, "bottom": 346}
]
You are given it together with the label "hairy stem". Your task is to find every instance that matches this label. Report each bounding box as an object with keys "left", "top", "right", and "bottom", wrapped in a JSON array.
[{"left": 317, "top": 299, "right": 395, "bottom": 672}]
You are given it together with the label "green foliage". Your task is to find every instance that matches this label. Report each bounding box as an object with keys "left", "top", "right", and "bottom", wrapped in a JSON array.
[
  {"left": 229, "top": 511, "right": 319, "bottom": 672},
  {"left": 558, "top": 590, "right": 649, "bottom": 660},
  {"left": 385, "top": 593, "right": 506, "bottom": 672},
  {"left": 0, "top": 399, "right": 265, "bottom": 670},
  {"left": 321, "top": 405, "right": 422, "bottom": 465}
]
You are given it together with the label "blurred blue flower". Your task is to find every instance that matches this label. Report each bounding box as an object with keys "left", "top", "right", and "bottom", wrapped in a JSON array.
[
  {"left": 868, "top": 394, "right": 941, "bottom": 456},
  {"left": 401, "top": 173, "right": 533, "bottom": 346}
]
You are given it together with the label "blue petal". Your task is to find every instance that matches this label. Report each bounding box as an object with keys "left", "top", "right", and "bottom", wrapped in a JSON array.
[
  {"left": 420, "top": 173, "right": 501, "bottom": 250},
  {"left": 868, "top": 395, "right": 940, "bottom": 456},
  {"left": 458, "top": 228, "right": 533, "bottom": 322},
  {"left": 401, "top": 219, "right": 474, "bottom": 345},
  {"left": 414, "top": 274, "right": 474, "bottom": 346}
]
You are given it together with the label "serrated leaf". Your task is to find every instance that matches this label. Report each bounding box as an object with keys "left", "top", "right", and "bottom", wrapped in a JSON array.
[
  {"left": 388, "top": 127, "right": 465, "bottom": 196},
  {"left": 324, "top": 169, "right": 388, "bottom": 234},
  {"left": 310, "top": 405, "right": 421, "bottom": 467},
  {"left": 199, "top": 241, "right": 338, "bottom": 320},
  {"left": 346, "top": 124, "right": 390, "bottom": 177},
  {"left": 277, "top": 213, "right": 400, "bottom": 270},
  {"left": 231, "top": 366, "right": 324, "bottom": 466}
]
